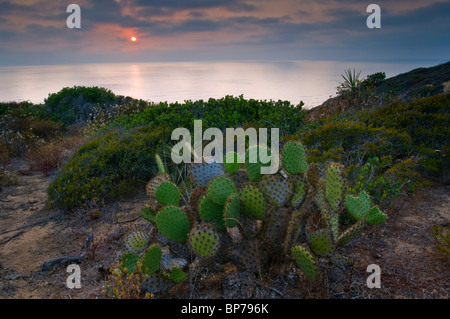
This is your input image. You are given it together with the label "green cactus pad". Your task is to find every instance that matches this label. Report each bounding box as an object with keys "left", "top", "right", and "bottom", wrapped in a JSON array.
[
  {"left": 142, "top": 245, "right": 162, "bottom": 275},
  {"left": 308, "top": 230, "right": 335, "bottom": 257},
  {"left": 156, "top": 181, "right": 180, "bottom": 206},
  {"left": 189, "top": 224, "right": 220, "bottom": 257},
  {"left": 345, "top": 192, "right": 371, "bottom": 221},
  {"left": 170, "top": 266, "right": 187, "bottom": 283},
  {"left": 291, "top": 245, "right": 319, "bottom": 281},
  {"left": 119, "top": 252, "right": 139, "bottom": 273},
  {"left": 190, "top": 159, "right": 224, "bottom": 187},
  {"left": 337, "top": 220, "right": 366, "bottom": 247},
  {"left": 146, "top": 173, "right": 171, "bottom": 197},
  {"left": 208, "top": 176, "right": 238, "bottom": 205},
  {"left": 124, "top": 231, "right": 149, "bottom": 253},
  {"left": 240, "top": 184, "right": 267, "bottom": 219},
  {"left": 224, "top": 151, "right": 241, "bottom": 175},
  {"left": 245, "top": 145, "right": 273, "bottom": 182},
  {"left": 156, "top": 206, "right": 190, "bottom": 243},
  {"left": 155, "top": 154, "right": 167, "bottom": 174},
  {"left": 224, "top": 193, "right": 241, "bottom": 228},
  {"left": 282, "top": 141, "right": 308, "bottom": 174},
  {"left": 141, "top": 206, "right": 157, "bottom": 224},
  {"left": 258, "top": 174, "right": 291, "bottom": 207},
  {"left": 291, "top": 178, "right": 306, "bottom": 207},
  {"left": 325, "top": 163, "right": 345, "bottom": 211},
  {"left": 198, "top": 194, "right": 226, "bottom": 230},
  {"left": 366, "top": 206, "right": 387, "bottom": 225}
]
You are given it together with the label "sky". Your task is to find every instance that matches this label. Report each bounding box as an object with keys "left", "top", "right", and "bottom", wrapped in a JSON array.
[{"left": 0, "top": 0, "right": 449, "bottom": 66}]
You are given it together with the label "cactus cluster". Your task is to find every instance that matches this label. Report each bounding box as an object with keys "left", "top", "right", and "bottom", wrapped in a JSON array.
[{"left": 118, "top": 142, "right": 387, "bottom": 295}]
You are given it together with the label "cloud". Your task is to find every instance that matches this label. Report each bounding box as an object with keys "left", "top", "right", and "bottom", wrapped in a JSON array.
[{"left": 0, "top": 0, "right": 448, "bottom": 65}]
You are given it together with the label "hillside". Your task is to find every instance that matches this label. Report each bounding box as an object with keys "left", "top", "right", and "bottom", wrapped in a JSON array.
[{"left": 305, "top": 61, "right": 450, "bottom": 123}]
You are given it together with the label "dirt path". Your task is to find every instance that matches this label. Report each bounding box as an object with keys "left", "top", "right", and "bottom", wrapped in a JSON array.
[
  {"left": 1, "top": 160, "right": 448, "bottom": 299},
  {"left": 0, "top": 161, "right": 148, "bottom": 299},
  {"left": 0, "top": 165, "right": 57, "bottom": 298}
]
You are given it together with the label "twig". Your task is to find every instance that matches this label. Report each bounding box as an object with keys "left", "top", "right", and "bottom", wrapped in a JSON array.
[
  {"left": 0, "top": 219, "right": 49, "bottom": 235},
  {"left": 1, "top": 231, "right": 25, "bottom": 244},
  {"left": 40, "top": 256, "right": 87, "bottom": 272},
  {"left": 114, "top": 216, "right": 141, "bottom": 224}
]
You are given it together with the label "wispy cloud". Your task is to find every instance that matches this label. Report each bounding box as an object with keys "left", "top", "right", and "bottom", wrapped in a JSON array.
[{"left": 0, "top": 0, "right": 448, "bottom": 65}]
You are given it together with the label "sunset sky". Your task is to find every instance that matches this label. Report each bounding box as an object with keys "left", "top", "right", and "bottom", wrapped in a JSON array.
[{"left": 0, "top": 0, "right": 449, "bottom": 66}]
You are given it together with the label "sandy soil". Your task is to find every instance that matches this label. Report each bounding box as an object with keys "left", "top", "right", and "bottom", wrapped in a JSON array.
[{"left": 0, "top": 161, "right": 448, "bottom": 299}]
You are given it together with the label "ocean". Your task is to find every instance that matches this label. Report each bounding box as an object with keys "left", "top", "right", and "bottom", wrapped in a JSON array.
[{"left": 0, "top": 60, "right": 444, "bottom": 109}]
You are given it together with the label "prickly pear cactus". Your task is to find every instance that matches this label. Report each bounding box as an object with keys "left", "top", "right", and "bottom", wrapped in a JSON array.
[
  {"left": 224, "top": 151, "right": 241, "bottom": 175},
  {"left": 189, "top": 223, "right": 220, "bottom": 257},
  {"left": 190, "top": 158, "right": 224, "bottom": 187},
  {"left": 240, "top": 184, "right": 266, "bottom": 219},
  {"left": 156, "top": 206, "right": 190, "bottom": 243},
  {"left": 291, "top": 245, "right": 319, "bottom": 281},
  {"left": 124, "top": 231, "right": 149, "bottom": 254},
  {"left": 142, "top": 245, "right": 162, "bottom": 275},
  {"left": 156, "top": 181, "right": 180, "bottom": 206},
  {"left": 129, "top": 139, "right": 388, "bottom": 297},
  {"left": 282, "top": 141, "right": 308, "bottom": 174},
  {"left": 208, "top": 176, "right": 238, "bottom": 205}
]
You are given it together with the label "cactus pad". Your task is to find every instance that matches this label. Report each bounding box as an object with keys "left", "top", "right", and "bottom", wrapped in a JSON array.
[
  {"left": 258, "top": 174, "right": 291, "bottom": 207},
  {"left": 282, "top": 141, "right": 308, "bottom": 174},
  {"left": 330, "top": 254, "right": 353, "bottom": 270},
  {"left": 155, "top": 181, "right": 180, "bottom": 206},
  {"left": 119, "top": 252, "right": 139, "bottom": 273},
  {"left": 240, "top": 184, "right": 267, "bottom": 219},
  {"left": 245, "top": 145, "right": 273, "bottom": 182},
  {"left": 337, "top": 220, "right": 366, "bottom": 247},
  {"left": 366, "top": 206, "right": 387, "bottom": 225},
  {"left": 307, "top": 163, "right": 320, "bottom": 188},
  {"left": 142, "top": 274, "right": 174, "bottom": 294},
  {"left": 156, "top": 206, "right": 190, "bottom": 243},
  {"left": 224, "top": 151, "right": 241, "bottom": 175},
  {"left": 325, "top": 163, "right": 345, "bottom": 211},
  {"left": 141, "top": 206, "right": 157, "bottom": 224},
  {"left": 155, "top": 154, "right": 167, "bottom": 174},
  {"left": 190, "top": 158, "right": 224, "bottom": 187},
  {"left": 208, "top": 176, "right": 238, "bottom": 205},
  {"left": 189, "top": 223, "right": 220, "bottom": 257},
  {"left": 124, "top": 230, "right": 149, "bottom": 253},
  {"left": 223, "top": 193, "right": 241, "bottom": 228},
  {"left": 291, "top": 245, "right": 319, "bottom": 281},
  {"left": 308, "top": 230, "right": 335, "bottom": 257},
  {"left": 142, "top": 245, "right": 162, "bottom": 275},
  {"left": 345, "top": 192, "right": 371, "bottom": 221},
  {"left": 146, "top": 173, "right": 171, "bottom": 197},
  {"left": 170, "top": 266, "right": 187, "bottom": 283},
  {"left": 198, "top": 194, "right": 225, "bottom": 229},
  {"left": 291, "top": 178, "right": 306, "bottom": 208}
]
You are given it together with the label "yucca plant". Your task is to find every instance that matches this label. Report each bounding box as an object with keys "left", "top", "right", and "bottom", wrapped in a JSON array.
[{"left": 337, "top": 68, "right": 362, "bottom": 101}]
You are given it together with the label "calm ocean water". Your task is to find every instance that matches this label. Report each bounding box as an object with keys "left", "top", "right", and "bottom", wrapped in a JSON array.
[{"left": 0, "top": 60, "right": 443, "bottom": 109}]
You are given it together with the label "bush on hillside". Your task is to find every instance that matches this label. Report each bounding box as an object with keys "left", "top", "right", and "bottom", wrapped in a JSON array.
[
  {"left": 47, "top": 125, "right": 170, "bottom": 210},
  {"left": 44, "top": 86, "right": 118, "bottom": 125}
]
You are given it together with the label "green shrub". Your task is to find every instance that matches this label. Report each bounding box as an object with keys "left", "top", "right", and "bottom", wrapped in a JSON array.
[
  {"left": 301, "top": 121, "right": 413, "bottom": 164},
  {"left": 48, "top": 125, "right": 170, "bottom": 210},
  {"left": 44, "top": 86, "right": 117, "bottom": 125},
  {"left": 109, "top": 95, "right": 306, "bottom": 136}
]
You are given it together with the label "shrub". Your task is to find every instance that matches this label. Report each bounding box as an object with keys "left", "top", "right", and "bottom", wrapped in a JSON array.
[
  {"left": 48, "top": 125, "right": 170, "bottom": 211},
  {"left": 25, "top": 142, "right": 65, "bottom": 176},
  {"left": 44, "top": 86, "right": 117, "bottom": 125}
]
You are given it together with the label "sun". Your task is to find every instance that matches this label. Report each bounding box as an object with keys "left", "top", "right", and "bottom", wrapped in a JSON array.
[{"left": 131, "top": 36, "right": 137, "bottom": 42}]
